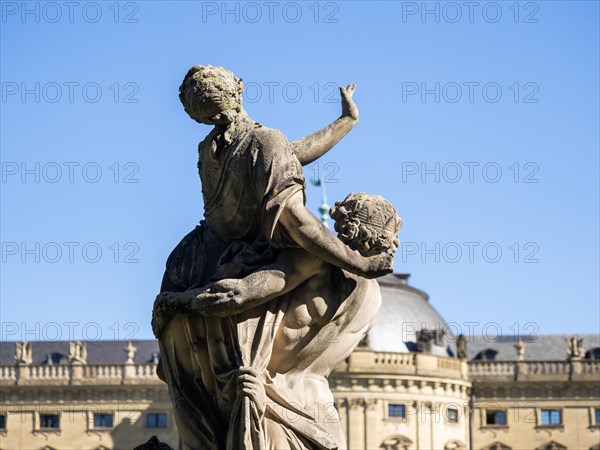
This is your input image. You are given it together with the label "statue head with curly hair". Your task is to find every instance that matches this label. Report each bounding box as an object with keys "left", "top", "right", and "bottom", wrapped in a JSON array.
[
  {"left": 330, "top": 193, "right": 402, "bottom": 257},
  {"left": 179, "top": 65, "right": 245, "bottom": 125}
]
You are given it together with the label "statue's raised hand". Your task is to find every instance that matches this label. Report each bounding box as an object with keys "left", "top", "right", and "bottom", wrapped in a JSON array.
[{"left": 340, "top": 84, "right": 359, "bottom": 121}]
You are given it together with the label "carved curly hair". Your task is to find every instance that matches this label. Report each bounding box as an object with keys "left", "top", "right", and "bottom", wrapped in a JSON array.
[
  {"left": 179, "top": 65, "right": 244, "bottom": 124},
  {"left": 330, "top": 193, "right": 402, "bottom": 257}
]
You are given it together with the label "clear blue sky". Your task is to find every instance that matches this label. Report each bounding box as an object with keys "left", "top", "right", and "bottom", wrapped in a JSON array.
[{"left": 1, "top": 1, "right": 598, "bottom": 342}]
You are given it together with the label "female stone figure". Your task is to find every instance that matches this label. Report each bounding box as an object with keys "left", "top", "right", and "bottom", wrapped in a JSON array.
[{"left": 153, "top": 65, "right": 396, "bottom": 450}]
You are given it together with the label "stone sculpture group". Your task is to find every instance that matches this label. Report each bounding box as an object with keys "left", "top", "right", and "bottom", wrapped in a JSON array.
[{"left": 147, "top": 66, "right": 401, "bottom": 450}]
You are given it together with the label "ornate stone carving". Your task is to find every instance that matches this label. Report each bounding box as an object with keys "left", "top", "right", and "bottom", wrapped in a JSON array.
[
  {"left": 69, "top": 341, "right": 87, "bottom": 365},
  {"left": 124, "top": 341, "right": 137, "bottom": 364},
  {"left": 349, "top": 398, "right": 366, "bottom": 410},
  {"left": 566, "top": 336, "right": 584, "bottom": 360},
  {"left": 536, "top": 441, "right": 567, "bottom": 450},
  {"left": 381, "top": 435, "right": 412, "bottom": 450},
  {"left": 331, "top": 192, "right": 402, "bottom": 257},
  {"left": 445, "top": 440, "right": 467, "bottom": 450},
  {"left": 15, "top": 342, "right": 32, "bottom": 365},
  {"left": 515, "top": 338, "right": 525, "bottom": 361},
  {"left": 365, "top": 398, "right": 379, "bottom": 411},
  {"left": 416, "top": 328, "right": 445, "bottom": 353},
  {"left": 151, "top": 65, "right": 401, "bottom": 450},
  {"left": 481, "top": 442, "right": 512, "bottom": 450}
]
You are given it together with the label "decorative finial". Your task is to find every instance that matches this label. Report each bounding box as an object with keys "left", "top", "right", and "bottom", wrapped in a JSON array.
[
  {"left": 311, "top": 177, "right": 330, "bottom": 226},
  {"left": 566, "top": 336, "right": 584, "bottom": 360}
]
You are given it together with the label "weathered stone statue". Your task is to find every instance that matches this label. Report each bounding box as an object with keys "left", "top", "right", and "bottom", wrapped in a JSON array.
[
  {"left": 15, "top": 341, "right": 32, "bottom": 365},
  {"left": 456, "top": 334, "right": 467, "bottom": 359},
  {"left": 567, "top": 336, "right": 584, "bottom": 360},
  {"left": 152, "top": 65, "right": 400, "bottom": 450},
  {"left": 514, "top": 338, "right": 525, "bottom": 361},
  {"left": 69, "top": 341, "right": 87, "bottom": 364}
]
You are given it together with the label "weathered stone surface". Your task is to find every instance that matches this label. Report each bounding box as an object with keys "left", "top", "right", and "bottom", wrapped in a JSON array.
[{"left": 153, "top": 66, "right": 400, "bottom": 449}]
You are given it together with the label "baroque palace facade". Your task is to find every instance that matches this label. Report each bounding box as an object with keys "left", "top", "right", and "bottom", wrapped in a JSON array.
[{"left": 1, "top": 274, "right": 599, "bottom": 450}]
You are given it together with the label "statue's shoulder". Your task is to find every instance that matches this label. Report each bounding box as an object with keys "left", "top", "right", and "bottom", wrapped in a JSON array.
[{"left": 249, "top": 123, "right": 289, "bottom": 147}]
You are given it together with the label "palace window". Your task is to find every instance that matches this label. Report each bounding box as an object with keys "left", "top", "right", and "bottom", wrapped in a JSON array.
[
  {"left": 447, "top": 408, "right": 459, "bottom": 423},
  {"left": 595, "top": 408, "right": 600, "bottom": 425},
  {"left": 474, "top": 349, "right": 498, "bottom": 361},
  {"left": 486, "top": 410, "right": 507, "bottom": 426},
  {"left": 43, "top": 352, "right": 68, "bottom": 365},
  {"left": 540, "top": 409, "right": 562, "bottom": 426},
  {"left": 585, "top": 347, "right": 600, "bottom": 359},
  {"left": 388, "top": 404, "right": 406, "bottom": 418},
  {"left": 147, "top": 413, "right": 168, "bottom": 428},
  {"left": 93, "top": 413, "right": 114, "bottom": 429},
  {"left": 40, "top": 414, "right": 60, "bottom": 429},
  {"left": 0, "top": 414, "right": 6, "bottom": 430}
]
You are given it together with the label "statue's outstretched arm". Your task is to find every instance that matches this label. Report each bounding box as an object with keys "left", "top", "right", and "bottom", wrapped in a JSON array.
[{"left": 290, "top": 84, "right": 359, "bottom": 166}]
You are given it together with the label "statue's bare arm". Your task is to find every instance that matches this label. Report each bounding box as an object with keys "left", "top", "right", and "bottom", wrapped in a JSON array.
[
  {"left": 154, "top": 247, "right": 326, "bottom": 317},
  {"left": 277, "top": 190, "right": 392, "bottom": 278},
  {"left": 154, "top": 192, "right": 392, "bottom": 317},
  {"left": 290, "top": 84, "right": 359, "bottom": 166}
]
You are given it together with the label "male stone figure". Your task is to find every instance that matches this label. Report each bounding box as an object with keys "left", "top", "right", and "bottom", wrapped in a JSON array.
[
  {"left": 153, "top": 66, "right": 397, "bottom": 450},
  {"left": 567, "top": 336, "right": 584, "bottom": 360},
  {"left": 69, "top": 341, "right": 87, "bottom": 364},
  {"left": 15, "top": 341, "right": 32, "bottom": 365}
]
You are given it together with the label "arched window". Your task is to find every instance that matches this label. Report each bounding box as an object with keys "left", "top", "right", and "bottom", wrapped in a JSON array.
[
  {"left": 585, "top": 347, "right": 600, "bottom": 359},
  {"left": 474, "top": 349, "right": 498, "bottom": 361}
]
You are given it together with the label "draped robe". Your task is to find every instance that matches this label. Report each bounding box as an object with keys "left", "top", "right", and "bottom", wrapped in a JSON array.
[{"left": 154, "top": 120, "right": 379, "bottom": 450}]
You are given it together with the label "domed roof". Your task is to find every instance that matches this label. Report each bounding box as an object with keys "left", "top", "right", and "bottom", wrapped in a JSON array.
[{"left": 368, "top": 273, "right": 454, "bottom": 356}]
